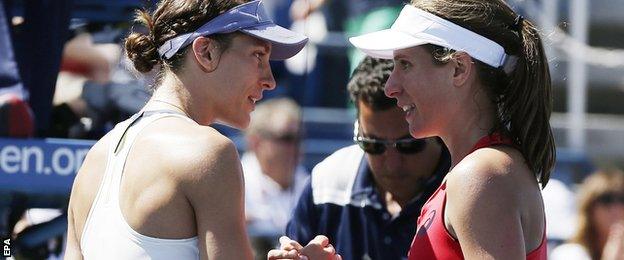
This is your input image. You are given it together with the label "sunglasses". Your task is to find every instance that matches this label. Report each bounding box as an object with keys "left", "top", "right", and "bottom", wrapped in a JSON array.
[
  {"left": 596, "top": 193, "right": 624, "bottom": 206},
  {"left": 354, "top": 134, "right": 427, "bottom": 155}
]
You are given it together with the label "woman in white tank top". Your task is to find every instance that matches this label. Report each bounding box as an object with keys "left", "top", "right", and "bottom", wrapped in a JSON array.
[{"left": 64, "top": 1, "right": 310, "bottom": 259}]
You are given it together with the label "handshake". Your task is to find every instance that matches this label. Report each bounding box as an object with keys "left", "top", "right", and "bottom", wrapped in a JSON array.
[{"left": 267, "top": 236, "right": 343, "bottom": 260}]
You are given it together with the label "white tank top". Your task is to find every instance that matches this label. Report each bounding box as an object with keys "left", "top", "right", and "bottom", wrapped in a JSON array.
[{"left": 80, "top": 111, "right": 200, "bottom": 259}]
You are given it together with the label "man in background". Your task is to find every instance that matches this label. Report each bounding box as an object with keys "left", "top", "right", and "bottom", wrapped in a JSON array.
[
  {"left": 285, "top": 57, "right": 451, "bottom": 260},
  {"left": 242, "top": 97, "right": 308, "bottom": 259}
]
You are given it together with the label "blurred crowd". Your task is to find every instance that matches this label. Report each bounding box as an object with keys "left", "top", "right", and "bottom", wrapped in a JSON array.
[{"left": 0, "top": 1, "right": 623, "bottom": 260}]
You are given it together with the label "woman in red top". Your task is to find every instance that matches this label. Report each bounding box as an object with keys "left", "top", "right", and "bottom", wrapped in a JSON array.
[
  {"left": 270, "top": 0, "right": 554, "bottom": 259},
  {"left": 349, "top": 0, "right": 554, "bottom": 259}
]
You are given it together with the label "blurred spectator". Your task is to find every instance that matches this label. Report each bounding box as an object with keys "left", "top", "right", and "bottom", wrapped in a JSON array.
[
  {"left": 550, "top": 169, "right": 624, "bottom": 260},
  {"left": 290, "top": 0, "right": 403, "bottom": 71},
  {"left": 0, "top": 93, "right": 34, "bottom": 137},
  {"left": 284, "top": 57, "right": 450, "bottom": 260},
  {"left": 50, "top": 30, "right": 151, "bottom": 139},
  {"left": 0, "top": 0, "right": 24, "bottom": 97},
  {"left": 0, "top": 1, "right": 34, "bottom": 138},
  {"left": 286, "top": 0, "right": 403, "bottom": 108},
  {"left": 5, "top": 0, "right": 72, "bottom": 136},
  {"left": 11, "top": 209, "right": 65, "bottom": 259},
  {"left": 59, "top": 31, "right": 120, "bottom": 85},
  {"left": 241, "top": 97, "right": 308, "bottom": 258},
  {"left": 542, "top": 178, "right": 578, "bottom": 246}
]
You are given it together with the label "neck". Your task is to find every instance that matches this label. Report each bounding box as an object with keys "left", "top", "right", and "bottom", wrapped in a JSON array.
[
  {"left": 377, "top": 183, "right": 422, "bottom": 213},
  {"left": 441, "top": 101, "right": 495, "bottom": 169},
  {"left": 262, "top": 165, "right": 293, "bottom": 190},
  {"left": 385, "top": 194, "right": 403, "bottom": 217},
  {"left": 390, "top": 190, "right": 416, "bottom": 208},
  {"left": 148, "top": 72, "right": 214, "bottom": 124}
]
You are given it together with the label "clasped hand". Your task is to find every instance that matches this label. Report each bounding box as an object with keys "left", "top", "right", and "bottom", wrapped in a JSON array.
[{"left": 267, "top": 235, "right": 342, "bottom": 260}]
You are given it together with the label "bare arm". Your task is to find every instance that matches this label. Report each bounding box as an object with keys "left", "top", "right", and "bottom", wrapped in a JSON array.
[
  {"left": 63, "top": 134, "right": 111, "bottom": 260},
  {"left": 64, "top": 203, "right": 83, "bottom": 260},
  {"left": 445, "top": 160, "right": 525, "bottom": 260},
  {"left": 183, "top": 138, "right": 253, "bottom": 259}
]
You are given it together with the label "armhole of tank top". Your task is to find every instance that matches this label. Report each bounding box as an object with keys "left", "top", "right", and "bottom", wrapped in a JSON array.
[
  {"left": 526, "top": 215, "right": 548, "bottom": 256},
  {"left": 441, "top": 183, "right": 460, "bottom": 243},
  {"left": 79, "top": 124, "right": 126, "bottom": 250}
]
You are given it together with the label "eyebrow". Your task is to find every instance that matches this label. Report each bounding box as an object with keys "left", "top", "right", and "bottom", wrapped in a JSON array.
[
  {"left": 254, "top": 38, "right": 271, "bottom": 53},
  {"left": 393, "top": 53, "right": 409, "bottom": 59},
  {"left": 392, "top": 55, "right": 409, "bottom": 64}
]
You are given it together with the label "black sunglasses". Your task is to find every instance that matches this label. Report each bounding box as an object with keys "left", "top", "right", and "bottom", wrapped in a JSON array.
[
  {"left": 596, "top": 193, "right": 624, "bottom": 206},
  {"left": 354, "top": 135, "right": 427, "bottom": 155}
]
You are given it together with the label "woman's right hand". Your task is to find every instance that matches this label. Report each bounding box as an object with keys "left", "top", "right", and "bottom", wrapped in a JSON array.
[{"left": 267, "top": 235, "right": 342, "bottom": 260}]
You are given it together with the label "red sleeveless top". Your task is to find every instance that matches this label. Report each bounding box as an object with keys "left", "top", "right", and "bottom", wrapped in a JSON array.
[{"left": 407, "top": 133, "right": 547, "bottom": 260}]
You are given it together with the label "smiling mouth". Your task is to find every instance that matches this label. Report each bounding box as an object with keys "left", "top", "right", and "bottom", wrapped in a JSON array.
[
  {"left": 402, "top": 104, "right": 416, "bottom": 112},
  {"left": 249, "top": 96, "right": 260, "bottom": 104}
]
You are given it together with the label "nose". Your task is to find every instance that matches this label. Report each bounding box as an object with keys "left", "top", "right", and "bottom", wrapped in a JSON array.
[
  {"left": 262, "top": 64, "right": 276, "bottom": 90},
  {"left": 384, "top": 70, "right": 401, "bottom": 98},
  {"left": 383, "top": 147, "right": 402, "bottom": 172}
]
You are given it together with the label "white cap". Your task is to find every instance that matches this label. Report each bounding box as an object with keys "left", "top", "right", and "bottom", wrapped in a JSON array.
[{"left": 349, "top": 5, "right": 509, "bottom": 68}]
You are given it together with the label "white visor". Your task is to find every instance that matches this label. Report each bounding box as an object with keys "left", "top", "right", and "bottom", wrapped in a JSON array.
[{"left": 349, "top": 5, "right": 508, "bottom": 68}]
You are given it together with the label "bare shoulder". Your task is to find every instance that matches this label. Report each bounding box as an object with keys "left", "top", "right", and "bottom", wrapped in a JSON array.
[
  {"left": 71, "top": 129, "right": 116, "bottom": 201},
  {"left": 444, "top": 146, "right": 540, "bottom": 257},
  {"left": 144, "top": 119, "right": 253, "bottom": 259},
  {"left": 444, "top": 146, "right": 539, "bottom": 229},
  {"left": 140, "top": 118, "right": 242, "bottom": 191},
  {"left": 155, "top": 120, "right": 239, "bottom": 179},
  {"left": 151, "top": 123, "right": 251, "bottom": 259},
  {"left": 447, "top": 146, "right": 532, "bottom": 202}
]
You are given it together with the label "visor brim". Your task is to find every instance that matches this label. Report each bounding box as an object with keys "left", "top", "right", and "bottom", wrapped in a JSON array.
[
  {"left": 349, "top": 29, "right": 436, "bottom": 59},
  {"left": 242, "top": 23, "right": 309, "bottom": 60}
]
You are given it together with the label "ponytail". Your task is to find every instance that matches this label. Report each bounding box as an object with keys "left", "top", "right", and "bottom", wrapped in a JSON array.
[
  {"left": 413, "top": 0, "right": 556, "bottom": 187},
  {"left": 501, "top": 19, "right": 555, "bottom": 187}
]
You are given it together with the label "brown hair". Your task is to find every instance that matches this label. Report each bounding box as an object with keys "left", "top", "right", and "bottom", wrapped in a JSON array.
[
  {"left": 348, "top": 56, "right": 396, "bottom": 113},
  {"left": 412, "top": 0, "right": 555, "bottom": 187},
  {"left": 125, "top": 0, "right": 248, "bottom": 75},
  {"left": 571, "top": 169, "right": 624, "bottom": 259}
]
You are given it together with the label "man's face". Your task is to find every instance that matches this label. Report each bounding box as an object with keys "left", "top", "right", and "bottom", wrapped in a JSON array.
[
  {"left": 253, "top": 116, "right": 301, "bottom": 188},
  {"left": 357, "top": 101, "right": 442, "bottom": 194}
]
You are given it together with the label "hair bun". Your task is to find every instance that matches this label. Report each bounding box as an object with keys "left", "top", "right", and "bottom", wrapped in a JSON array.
[{"left": 125, "top": 32, "right": 160, "bottom": 73}]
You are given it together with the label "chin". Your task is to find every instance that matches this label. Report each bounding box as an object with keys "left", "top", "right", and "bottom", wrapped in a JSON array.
[
  {"left": 409, "top": 125, "right": 437, "bottom": 140},
  {"left": 408, "top": 125, "right": 426, "bottom": 139},
  {"left": 222, "top": 116, "right": 250, "bottom": 130},
  {"left": 237, "top": 120, "right": 250, "bottom": 130}
]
